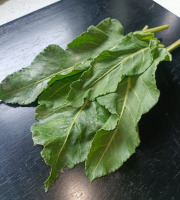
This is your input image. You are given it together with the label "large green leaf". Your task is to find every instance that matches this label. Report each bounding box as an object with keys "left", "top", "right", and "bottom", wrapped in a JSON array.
[
  {"left": 31, "top": 101, "right": 110, "bottom": 192},
  {"left": 0, "top": 45, "right": 86, "bottom": 104},
  {"left": 85, "top": 48, "right": 171, "bottom": 182},
  {"left": 67, "top": 18, "right": 124, "bottom": 60},
  {"left": 0, "top": 18, "right": 124, "bottom": 105},
  {"left": 68, "top": 32, "right": 160, "bottom": 107}
]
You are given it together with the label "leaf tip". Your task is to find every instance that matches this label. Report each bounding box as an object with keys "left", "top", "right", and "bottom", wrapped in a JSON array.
[{"left": 44, "top": 182, "right": 50, "bottom": 193}]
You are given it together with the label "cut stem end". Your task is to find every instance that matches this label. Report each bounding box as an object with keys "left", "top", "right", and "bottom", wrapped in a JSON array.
[
  {"left": 142, "top": 25, "right": 149, "bottom": 31},
  {"left": 166, "top": 39, "right": 180, "bottom": 52},
  {"left": 142, "top": 25, "right": 169, "bottom": 33}
]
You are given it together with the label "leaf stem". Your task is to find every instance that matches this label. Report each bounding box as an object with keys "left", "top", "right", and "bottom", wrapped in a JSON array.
[
  {"left": 142, "top": 25, "right": 149, "bottom": 31},
  {"left": 166, "top": 39, "right": 180, "bottom": 52},
  {"left": 142, "top": 25, "right": 169, "bottom": 33},
  {"left": 158, "top": 44, "right": 165, "bottom": 48}
]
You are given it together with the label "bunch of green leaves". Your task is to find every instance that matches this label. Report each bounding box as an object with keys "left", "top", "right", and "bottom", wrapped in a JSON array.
[{"left": 1, "top": 18, "right": 179, "bottom": 192}]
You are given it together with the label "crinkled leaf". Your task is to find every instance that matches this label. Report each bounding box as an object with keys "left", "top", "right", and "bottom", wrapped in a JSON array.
[
  {"left": 85, "top": 48, "right": 171, "bottom": 182},
  {"left": 35, "top": 74, "right": 81, "bottom": 120},
  {"left": 31, "top": 101, "right": 110, "bottom": 192},
  {"left": 97, "top": 93, "right": 118, "bottom": 115},
  {"left": 0, "top": 18, "right": 124, "bottom": 105},
  {"left": 68, "top": 32, "right": 159, "bottom": 107}
]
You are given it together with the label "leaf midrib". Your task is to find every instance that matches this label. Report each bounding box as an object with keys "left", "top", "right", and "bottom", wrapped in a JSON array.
[
  {"left": 87, "top": 47, "right": 148, "bottom": 89},
  {"left": 1, "top": 38, "right": 127, "bottom": 99},
  {"left": 1, "top": 66, "right": 75, "bottom": 98},
  {"left": 91, "top": 78, "right": 131, "bottom": 176},
  {"left": 55, "top": 100, "right": 89, "bottom": 166}
]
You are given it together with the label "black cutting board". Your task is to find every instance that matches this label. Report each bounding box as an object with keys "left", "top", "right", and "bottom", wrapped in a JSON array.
[{"left": 0, "top": 0, "right": 180, "bottom": 199}]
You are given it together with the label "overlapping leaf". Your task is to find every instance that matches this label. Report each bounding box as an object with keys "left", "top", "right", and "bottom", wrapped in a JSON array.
[
  {"left": 85, "top": 48, "right": 171, "bottom": 181},
  {"left": 35, "top": 74, "right": 81, "bottom": 120},
  {"left": 68, "top": 32, "right": 160, "bottom": 107},
  {"left": 0, "top": 18, "right": 124, "bottom": 104},
  {"left": 31, "top": 101, "right": 110, "bottom": 191}
]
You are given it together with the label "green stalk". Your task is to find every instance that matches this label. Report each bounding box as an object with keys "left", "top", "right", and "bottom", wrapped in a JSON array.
[
  {"left": 142, "top": 25, "right": 169, "bottom": 33},
  {"left": 158, "top": 44, "right": 165, "bottom": 48},
  {"left": 142, "top": 25, "right": 149, "bottom": 31},
  {"left": 166, "top": 39, "right": 180, "bottom": 52}
]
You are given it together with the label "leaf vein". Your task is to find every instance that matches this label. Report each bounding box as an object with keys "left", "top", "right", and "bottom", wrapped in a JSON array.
[
  {"left": 86, "top": 47, "right": 148, "bottom": 89},
  {"left": 91, "top": 77, "right": 131, "bottom": 174},
  {"left": 55, "top": 100, "right": 88, "bottom": 166}
]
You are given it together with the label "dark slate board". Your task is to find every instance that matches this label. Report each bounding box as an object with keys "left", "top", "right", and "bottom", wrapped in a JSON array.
[{"left": 0, "top": 0, "right": 180, "bottom": 199}]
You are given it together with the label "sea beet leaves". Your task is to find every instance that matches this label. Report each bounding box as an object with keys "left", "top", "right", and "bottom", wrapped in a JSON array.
[
  {"left": 0, "top": 18, "right": 124, "bottom": 104},
  {"left": 0, "top": 18, "right": 173, "bottom": 191}
]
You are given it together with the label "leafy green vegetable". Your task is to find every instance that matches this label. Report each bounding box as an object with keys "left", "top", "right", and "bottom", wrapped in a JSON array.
[
  {"left": 0, "top": 18, "right": 124, "bottom": 104},
  {"left": 0, "top": 45, "right": 80, "bottom": 104},
  {"left": 31, "top": 101, "right": 110, "bottom": 192},
  {"left": 85, "top": 48, "right": 171, "bottom": 182},
  {"left": 0, "top": 18, "right": 178, "bottom": 192},
  {"left": 68, "top": 32, "right": 159, "bottom": 107}
]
